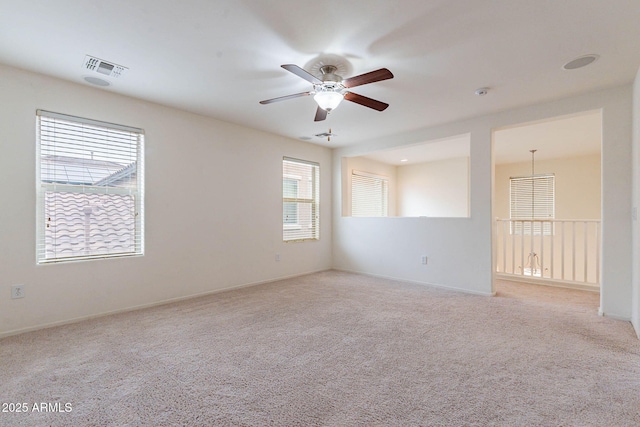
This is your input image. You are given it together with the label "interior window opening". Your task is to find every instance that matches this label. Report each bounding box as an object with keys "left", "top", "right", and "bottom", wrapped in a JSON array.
[{"left": 341, "top": 134, "right": 470, "bottom": 218}]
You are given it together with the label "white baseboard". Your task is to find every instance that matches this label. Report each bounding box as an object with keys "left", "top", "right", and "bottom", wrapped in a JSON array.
[
  {"left": 597, "top": 308, "right": 632, "bottom": 322},
  {"left": 333, "top": 268, "right": 495, "bottom": 297},
  {"left": 0, "top": 269, "right": 331, "bottom": 339},
  {"left": 495, "top": 273, "right": 600, "bottom": 292}
]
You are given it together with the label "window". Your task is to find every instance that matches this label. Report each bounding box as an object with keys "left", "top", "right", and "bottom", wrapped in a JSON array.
[
  {"left": 282, "top": 157, "right": 319, "bottom": 242},
  {"left": 510, "top": 174, "right": 555, "bottom": 235},
  {"left": 36, "top": 110, "right": 144, "bottom": 263},
  {"left": 283, "top": 178, "right": 299, "bottom": 225},
  {"left": 351, "top": 171, "right": 389, "bottom": 217}
]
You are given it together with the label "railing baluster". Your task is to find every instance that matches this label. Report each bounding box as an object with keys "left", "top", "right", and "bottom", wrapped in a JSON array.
[
  {"left": 520, "top": 221, "right": 524, "bottom": 276},
  {"left": 561, "top": 221, "right": 565, "bottom": 281},
  {"left": 540, "top": 221, "right": 545, "bottom": 278},
  {"left": 511, "top": 221, "right": 515, "bottom": 274},
  {"left": 527, "top": 221, "right": 535, "bottom": 277},
  {"left": 595, "top": 222, "right": 600, "bottom": 285},
  {"left": 572, "top": 221, "right": 576, "bottom": 282},
  {"left": 550, "top": 221, "right": 554, "bottom": 280},
  {"left": 502, "top": 220, "right": 507, "bottom": 273},
  {"left": 583, "top": 221, "right": 588, "bottom": 283},
  {"left": 495, "top": 219, "right": 499, "bottom": 272}
]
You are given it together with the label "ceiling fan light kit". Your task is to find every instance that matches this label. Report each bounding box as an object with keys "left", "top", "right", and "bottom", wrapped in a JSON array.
[
  {"left": 260, "top": 62, "right": 393, "bottom": 121},
  {"left": 314, "top": 90, "right": 344, "bottom": 111}
]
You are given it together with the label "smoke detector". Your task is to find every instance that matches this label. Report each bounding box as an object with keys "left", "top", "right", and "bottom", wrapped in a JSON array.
[{"left": 82, "top": 55, "right": 128, "bottom": 79}]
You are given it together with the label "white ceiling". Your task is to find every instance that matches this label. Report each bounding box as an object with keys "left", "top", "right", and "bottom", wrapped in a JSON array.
[
  {"left": 362, "top": 109, "right": 602, "bottom": 166},
  {"left": 1, "top": 1, "right": 639, "bottom": 149},
  {"left": 363, "top": 134, "right": 470, "bottom": 166},
  {"left": 493, "top": 110, "right": 602, "bottom": 164}
]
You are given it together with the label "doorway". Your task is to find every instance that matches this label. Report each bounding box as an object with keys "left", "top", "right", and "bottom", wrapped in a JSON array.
[{"left": 492, "top": 110, "right": 603, "bottom": 309}]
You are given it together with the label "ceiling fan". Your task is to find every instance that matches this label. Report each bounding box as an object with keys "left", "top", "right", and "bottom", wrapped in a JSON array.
[{"left": 259, "top": 64, "right": 394, "bottom": 121}]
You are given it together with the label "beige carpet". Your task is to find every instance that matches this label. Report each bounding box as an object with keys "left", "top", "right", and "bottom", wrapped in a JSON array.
[{"left": 1, "top": 270, "right": 639, "bottom": 426}]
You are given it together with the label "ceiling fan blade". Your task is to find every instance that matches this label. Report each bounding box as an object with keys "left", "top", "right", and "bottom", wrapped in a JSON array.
[
  {"left": 281, "top": 64, "right": 322, "bottom": 84},
  {"left": 342, "top": 68, "right": 394, "bottom": 88},
  {"left": 344, "top": 92, "right": 389, "bottom": 111},
  {"left": 314, "top": 106, "right": 327, "bottom": 122},
  {"left": 259, "top": 91, "right": 312, "bottom": 104}
]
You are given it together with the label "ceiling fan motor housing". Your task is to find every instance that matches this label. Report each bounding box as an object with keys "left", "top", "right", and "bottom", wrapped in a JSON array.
[
  {"left": 319, "top": 65, "right": 342, "bottom": 82},
  {"left": 315, "top": 65, "right": 345, "bottom": 93}
]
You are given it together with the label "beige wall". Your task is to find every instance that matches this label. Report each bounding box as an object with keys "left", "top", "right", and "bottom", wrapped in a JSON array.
[
  {"left": 494, "top": 154, "right": 602, "bottom": 285},
  {"left": 495, "top": 154, "right": 601, "bottom": 220},
  {"left": 342, "top": 156, "right": 469, "bottom": 218},
  {"left": 396, "top": 157, "right": 469, "bottom": 217},
  {"left": 341, "top": 156, "right": 397, "bottom": 216}
]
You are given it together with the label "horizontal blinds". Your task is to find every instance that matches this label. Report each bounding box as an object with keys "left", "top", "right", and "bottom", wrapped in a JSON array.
[
  {"left": 38, "top": 113, "right": 140, "bottom": 188},
  {"left": 36, "top": 112, "right": 144, "bottom": 263},
  {"left": 283, "top": 157, "right": 319, "bottom": 242},
  {"left": 510, "top": 174, "right": 554, "bottom": 235},
  {"left": 351, "top": 171, "right": 388, "bottom": 217},
  {"left": 37, "top": 110, "right": 144, "bottom": 134}
]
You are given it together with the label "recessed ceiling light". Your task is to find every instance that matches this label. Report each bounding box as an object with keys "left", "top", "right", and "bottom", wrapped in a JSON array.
[
  {"left": 562, "top": 54, "right": 599, "bottom": 70},
  {"left": 83, "top": 76, "right": 111, "bottom": 87},
  {"left": 400, "top": 159, "right": 408, "bottom": 162}
]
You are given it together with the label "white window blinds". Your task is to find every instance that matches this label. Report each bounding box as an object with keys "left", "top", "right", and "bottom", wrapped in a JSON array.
[
  {"left": 351, "top": 171, "right": 389, "bottom": 217},
  {"left": 282, "top": 157, "right": 319, "bottom": 242},
  {"left": 36, "top": 110, "right": 145, "bottom": 263},
  {"left": 510, "top": 174, "right": 555, "bottom": 235}
]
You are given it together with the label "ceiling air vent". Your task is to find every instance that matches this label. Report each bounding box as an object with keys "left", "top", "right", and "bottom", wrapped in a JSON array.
[{"left": 83, "top": 55, "right": 128, "bottom": 78}]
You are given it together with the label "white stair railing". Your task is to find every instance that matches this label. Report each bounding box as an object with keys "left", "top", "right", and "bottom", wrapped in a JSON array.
[{"left": 495, "top": 219, "right": 600, "bottom": 286}]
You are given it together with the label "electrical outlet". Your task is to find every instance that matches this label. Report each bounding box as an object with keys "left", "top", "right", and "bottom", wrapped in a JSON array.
[
  {"left": 421, "top": 256, "right": 428, "bottom": 265},
  {"left": 275, "top": 253, "right": 280, "bottom": 262},
  {"left": 11, "top": 285, "right": 25, "bottom": 299}
]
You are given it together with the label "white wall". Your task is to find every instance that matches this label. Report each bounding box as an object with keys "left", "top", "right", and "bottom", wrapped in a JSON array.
[
  {"left": 397, "top": 157, "right": 469, "bottom": 217},
  {"left": 1, "top": 64, "right": 635, "bottom": 336},
  {"left": 333, "top": 86, "right": 633, "bottom": 317},
  {"left": 0, "top": 64, "right": 332, "bottom": 337},
  {"left": 333, "top": 123, "right": 493, "bottom": 295},
  {"left": 632, "top": 66, "right": 640, "bottom": 337}
]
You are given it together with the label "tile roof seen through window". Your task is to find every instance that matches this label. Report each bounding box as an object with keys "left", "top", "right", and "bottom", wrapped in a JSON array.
[
  {"left": 41, "top": 155, "right": 136, "bottom": 187},
  {"left": 40, "top": 156, "right": 138, "bottom": 261}
]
